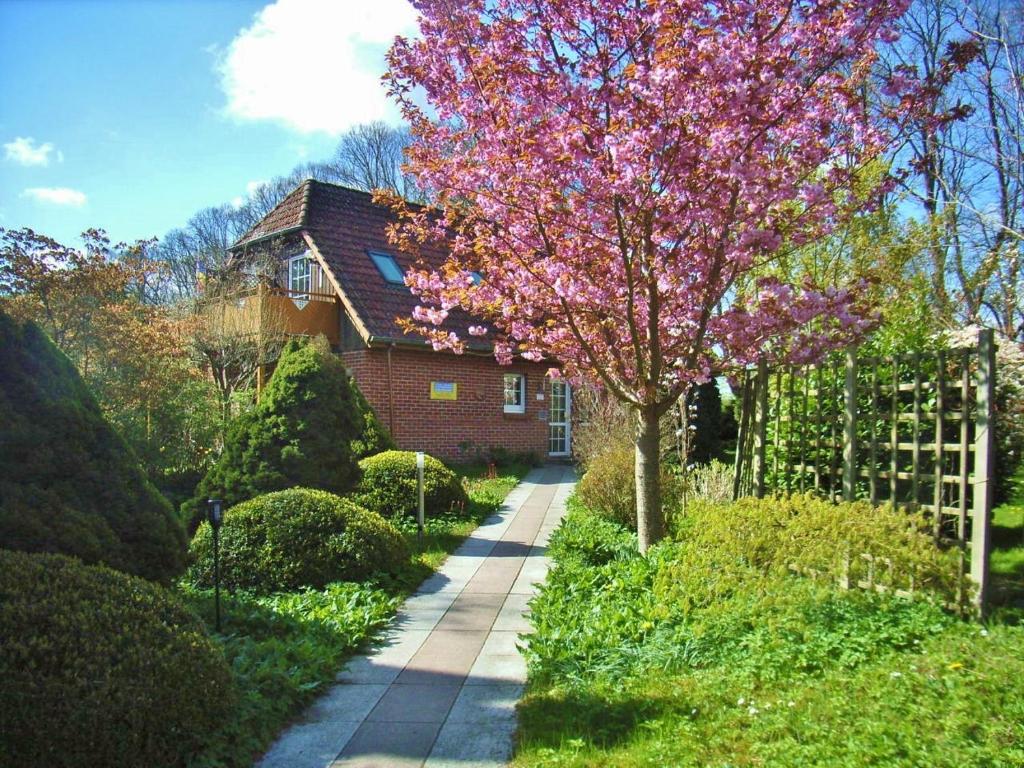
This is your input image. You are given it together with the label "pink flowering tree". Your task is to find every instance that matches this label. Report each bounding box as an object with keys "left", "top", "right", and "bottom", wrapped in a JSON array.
[{"left": 384, "top": 0, "right": 912, "bottom": 551}]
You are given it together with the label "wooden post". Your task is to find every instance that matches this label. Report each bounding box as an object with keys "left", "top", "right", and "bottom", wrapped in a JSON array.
[
  {"left": 911, "top": 353, "right": 922, "bottom": 507},
  {"left": 869, "top": 360, "right": 879, "bottom": 505},
  {"left": 933, "top": 351, "right": 945, "bottom": 539},
  {"left": 752, "top": 357, "right": 770, "bottom": 499},
  {"left": 733, "top": 369, "right": 752, "bottom": 501},
  {"left": 971, "top": 329, "right": 996, "bottom": 615},
  {"left": 843, "top": 347, "right": 858, "bottom": 502}
]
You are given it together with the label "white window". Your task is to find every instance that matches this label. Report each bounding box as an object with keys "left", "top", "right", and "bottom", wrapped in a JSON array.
[
  {"left": 288, "top": 254, "right": 311, "bottom": 297},
  {"left": 503, "top": 373, "right": 526, "bottom": 414}
]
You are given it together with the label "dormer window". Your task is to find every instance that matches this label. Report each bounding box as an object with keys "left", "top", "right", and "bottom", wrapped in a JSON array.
[{"left": 369, "top": 251, "right": 405, "bottom": 285}]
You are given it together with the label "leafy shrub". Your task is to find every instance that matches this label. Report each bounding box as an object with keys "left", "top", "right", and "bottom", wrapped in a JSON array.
[
  {"left": 663, "top": 494, "right": 963, "bottom": 609},
  {"left": 183, "top": 338, "right": 362, "bottom": 531},
  {"left": 0, "top": 550, "right": 233, "bottom": 767},
  {"left": 684, "top": 459, "right": 734, "bottom": 503},
  {"left": 349, "top": 377, "right": 395, "bottom": 459},
  {"left": 547, "top": 495, "right": 638, "bottom": 567},
  {"left": 355, "top": 450, "right": 470, "bottom": 519},
  {"left": 0, "top": 311, "right": 187, "bottom": 583},
  {"left": 188, "top": 488, "right": 407, "bottom": 592},
  {"left": 577, "top": 444, "right": 683, "bottom": 529}
]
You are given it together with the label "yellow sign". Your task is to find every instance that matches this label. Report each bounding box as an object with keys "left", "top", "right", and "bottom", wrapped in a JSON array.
[{"left": 430, "top": 381, "right": 457, "bottom": 400}]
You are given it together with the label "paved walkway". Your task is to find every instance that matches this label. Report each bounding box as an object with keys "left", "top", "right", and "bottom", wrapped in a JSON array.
[{"left": 257, "top": 465, "right": 575, "bottom": 768}]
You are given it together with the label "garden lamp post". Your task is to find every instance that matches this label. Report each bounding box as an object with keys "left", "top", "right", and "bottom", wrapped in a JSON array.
[
  {"left": 416, "top": 451, "right": 425, "bottom": 543},
  {"left": 207, "top": 498, "right": 223, "bottom": 632}
]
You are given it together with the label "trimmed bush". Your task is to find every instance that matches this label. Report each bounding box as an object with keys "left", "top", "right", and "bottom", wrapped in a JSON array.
[
  {"left": 349, "top": 378, "right": 395, "bottom": 459},
  {"left": 355, "top": 450, "right": 470, "bottom": 519},
  {"left": 0, "top": 311, "right": 187, "bottom": 583},
  {"left": 188, "top": 488, "right": 408, "bottom": 592},
  {"left": 184, "top": 338, "right": 362, "bottom": 531},
  {"left": 577, "top": 444, "right": 684, "bottom": 529},
  {"left": 0, "top": 549, "right": 233, "bottom": 767}
]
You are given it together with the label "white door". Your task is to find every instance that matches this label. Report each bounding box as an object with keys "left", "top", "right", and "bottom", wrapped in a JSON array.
[{"left": 548, "top": 380, "right": 571, "bottom": 457}]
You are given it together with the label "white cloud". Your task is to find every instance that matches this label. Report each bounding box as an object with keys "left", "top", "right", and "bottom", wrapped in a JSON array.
[
  {"left": 4, "top": 137, "right": 60, "bottom": 167},
  {"left": 218, "top": 0, "right": 418, "bottom": 135},
  {"left": 21, "top": 187, "right": 87, "bottom": 206}
]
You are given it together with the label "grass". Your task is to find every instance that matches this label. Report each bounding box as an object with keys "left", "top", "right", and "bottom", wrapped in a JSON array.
[
  {"left": 991, "top": 466, "right": 1024, "bottom": 609},
  {"left": 513, "top": 493, "right": 1024, "bottom": 768},
  {"left": 180, "top": 461, "right": 532, "bottom": 767}
]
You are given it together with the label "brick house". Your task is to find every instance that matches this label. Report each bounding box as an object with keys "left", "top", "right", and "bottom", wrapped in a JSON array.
[{"left": 229, "top": 179, "right": 571, "bottom": 461}]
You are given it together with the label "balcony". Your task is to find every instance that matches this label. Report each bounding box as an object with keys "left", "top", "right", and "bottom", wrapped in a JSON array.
[{"left": 203, "top": 285, "right": 340, "bottom": 347}]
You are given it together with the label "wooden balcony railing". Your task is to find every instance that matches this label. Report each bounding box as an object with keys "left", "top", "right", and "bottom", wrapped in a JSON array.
[{"left": 203, "top": 285, "right": 340, "bottom": 346}]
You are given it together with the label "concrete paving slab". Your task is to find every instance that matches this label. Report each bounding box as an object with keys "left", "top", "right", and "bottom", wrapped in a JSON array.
[
  {"left": 332, "top": 721, "right": 442, "bottom": 767},
  {"left": 434, "top": 593, "right": 505, "bottom": 631},
  {"left": 465, "top": 653, "right": 527, "bottom": 685},
  {"left": 396, "top": 629, "right": 488, "bottom": 684},
  {"left": 492, "top": 593, "right": 533, "bottom": 632},
  {"left": 257, "top": 720, "right": 363, "bottom": 768},
  {"left": 366, "top": 683, "right": 462, "bottom": 723},
  {"left": 424, "top": 718, "right": 518, "bottom": 767},
  {"left": 445, "top": 683, "right": 523, "bottom": 724}
]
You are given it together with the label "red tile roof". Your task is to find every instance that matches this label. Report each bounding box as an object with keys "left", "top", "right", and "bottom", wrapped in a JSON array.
[{"left": 232, "top": 180, "right": 487, "bottom": 349}]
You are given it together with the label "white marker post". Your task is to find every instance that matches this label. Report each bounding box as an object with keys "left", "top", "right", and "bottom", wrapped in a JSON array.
[{"left": 416, "top": 451, "right": 425, "bottom": 543}]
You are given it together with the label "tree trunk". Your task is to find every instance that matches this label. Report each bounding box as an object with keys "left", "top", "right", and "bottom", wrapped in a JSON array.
[{"left": 635, "top": 403, "right": 664, "bottom": 553}]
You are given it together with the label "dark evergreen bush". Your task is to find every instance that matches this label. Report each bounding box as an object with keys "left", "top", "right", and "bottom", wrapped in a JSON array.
[
  {"left": 184, "top": 338, "right": 362, "bottom": 530},
  {"left": 187, "top": 488, "right": 408, "bottom": 592},
  {"left": 0, "top": 311, "right": 187, "bottom": 583},
  {"left": 355, "top": 450, "right": 470, "bottom": 518},
  {"left": 0, "top": 549, "right": 234, "bottom": 767},
  {"left": 349, "top": 377, "right": 395, "bottom": 459}
]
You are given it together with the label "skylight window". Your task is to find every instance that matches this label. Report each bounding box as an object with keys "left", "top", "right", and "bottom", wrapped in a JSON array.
[
  {"left": 369, "top": 251, "right": 405, "bottom": 285},
  {"left": 470, "top": 271, "right": 483, "bottom": 285}
]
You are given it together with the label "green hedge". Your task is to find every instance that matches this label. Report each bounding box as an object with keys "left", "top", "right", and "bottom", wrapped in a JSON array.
[
  {"left": 0, "top": 549, "right": 233, "bottom": 767},
  {"left": 0, "top": 311, "right": 187, "bottom": 583},
  {"left": 355, "top": 450, "right": 470, "bottom": 519},
  {"left": 187, "top": 488, "right": 408, "bottom": 592}
]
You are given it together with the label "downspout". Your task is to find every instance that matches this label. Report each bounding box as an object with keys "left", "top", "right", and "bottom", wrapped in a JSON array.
[{"left": 386, "top": 343, "right": 397, "bottom": 439}]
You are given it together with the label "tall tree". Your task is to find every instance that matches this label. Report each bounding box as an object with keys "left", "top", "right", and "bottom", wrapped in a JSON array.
[{"left": 385, "top": 0, "right": 915, "bottom": 550}]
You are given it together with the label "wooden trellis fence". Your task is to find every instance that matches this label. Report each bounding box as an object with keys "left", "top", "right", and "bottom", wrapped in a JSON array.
[{"left": 733, "top": 329, "right": 997, "bottom": 612}]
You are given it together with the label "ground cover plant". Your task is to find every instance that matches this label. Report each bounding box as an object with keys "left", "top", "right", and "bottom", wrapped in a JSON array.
[
  {"left": 180, "top": 460, "right": 530, "bottom": 767},
  {"left": 515, "top": 494, "right": 1024, "bottom": 767}
]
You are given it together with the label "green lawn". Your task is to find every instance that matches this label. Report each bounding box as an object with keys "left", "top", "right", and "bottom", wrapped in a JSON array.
[
  {"left": 180, "top": 462, "right": 531, "bottom": 768},
  {"left": 514, "top": 494, "right": 1024, "bottom": 768},
  {"left": 992, "top": 468, "right": 1024, "bottom": 611}
]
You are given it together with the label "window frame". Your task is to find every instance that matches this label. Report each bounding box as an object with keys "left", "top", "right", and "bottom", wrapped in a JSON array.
[
  {"left": 368, "top": 250, "right": 406, "bottom": 286},
  {"left": 288, "top": 253, "right": 312, "bottom": 298},
  {"left": 503, "top": 373, "right": 526, "bottom": 414}
]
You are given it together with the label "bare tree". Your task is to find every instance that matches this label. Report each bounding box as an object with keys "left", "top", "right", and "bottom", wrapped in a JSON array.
[{"left": 325, "top": 121, "right": 422, "bottom": 200}]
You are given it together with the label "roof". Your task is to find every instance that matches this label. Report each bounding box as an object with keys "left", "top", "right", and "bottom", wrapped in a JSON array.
[{"left": 231, "top": 179, "right": 487, "bottom": 349}]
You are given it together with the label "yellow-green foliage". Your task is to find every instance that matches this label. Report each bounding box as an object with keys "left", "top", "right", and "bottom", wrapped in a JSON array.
[
  {"left": 577, "top": 444, "right": 683, "bottom": 529},
  {"left": 661, "top": 494, "right": 963, "bottom": 613},
  {"left": 355, "top": 450, "right": 470, "bottom": 518},
  {"left": 0, "top": 550, "right": 234, "bottom": 767},
  {"left": 188, "top": 488, "right": 408, "bottom": 592}
]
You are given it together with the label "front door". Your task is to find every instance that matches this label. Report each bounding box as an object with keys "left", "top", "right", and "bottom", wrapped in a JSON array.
[{"left": 548, "top": 380, "right": 571, "bottom": 457}]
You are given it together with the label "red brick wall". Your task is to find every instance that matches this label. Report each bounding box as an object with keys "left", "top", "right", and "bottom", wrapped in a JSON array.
[{"left": 341, "top": 346, "right": 553, "bottom": 460}]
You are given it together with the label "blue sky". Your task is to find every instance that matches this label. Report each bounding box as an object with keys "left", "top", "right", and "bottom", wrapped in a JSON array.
[{"left": 0, "top": 0, "right": 417, "bottom": 246}]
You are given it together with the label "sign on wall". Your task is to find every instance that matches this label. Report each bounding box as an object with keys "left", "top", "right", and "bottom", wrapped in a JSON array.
[{"left": 430, "top": 381, "right": 458, "bottom": 400}]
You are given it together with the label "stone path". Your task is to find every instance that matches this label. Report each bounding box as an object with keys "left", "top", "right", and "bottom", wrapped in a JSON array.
[{"left": 257, "top": 464, "right": 575, "bottom": 768}]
